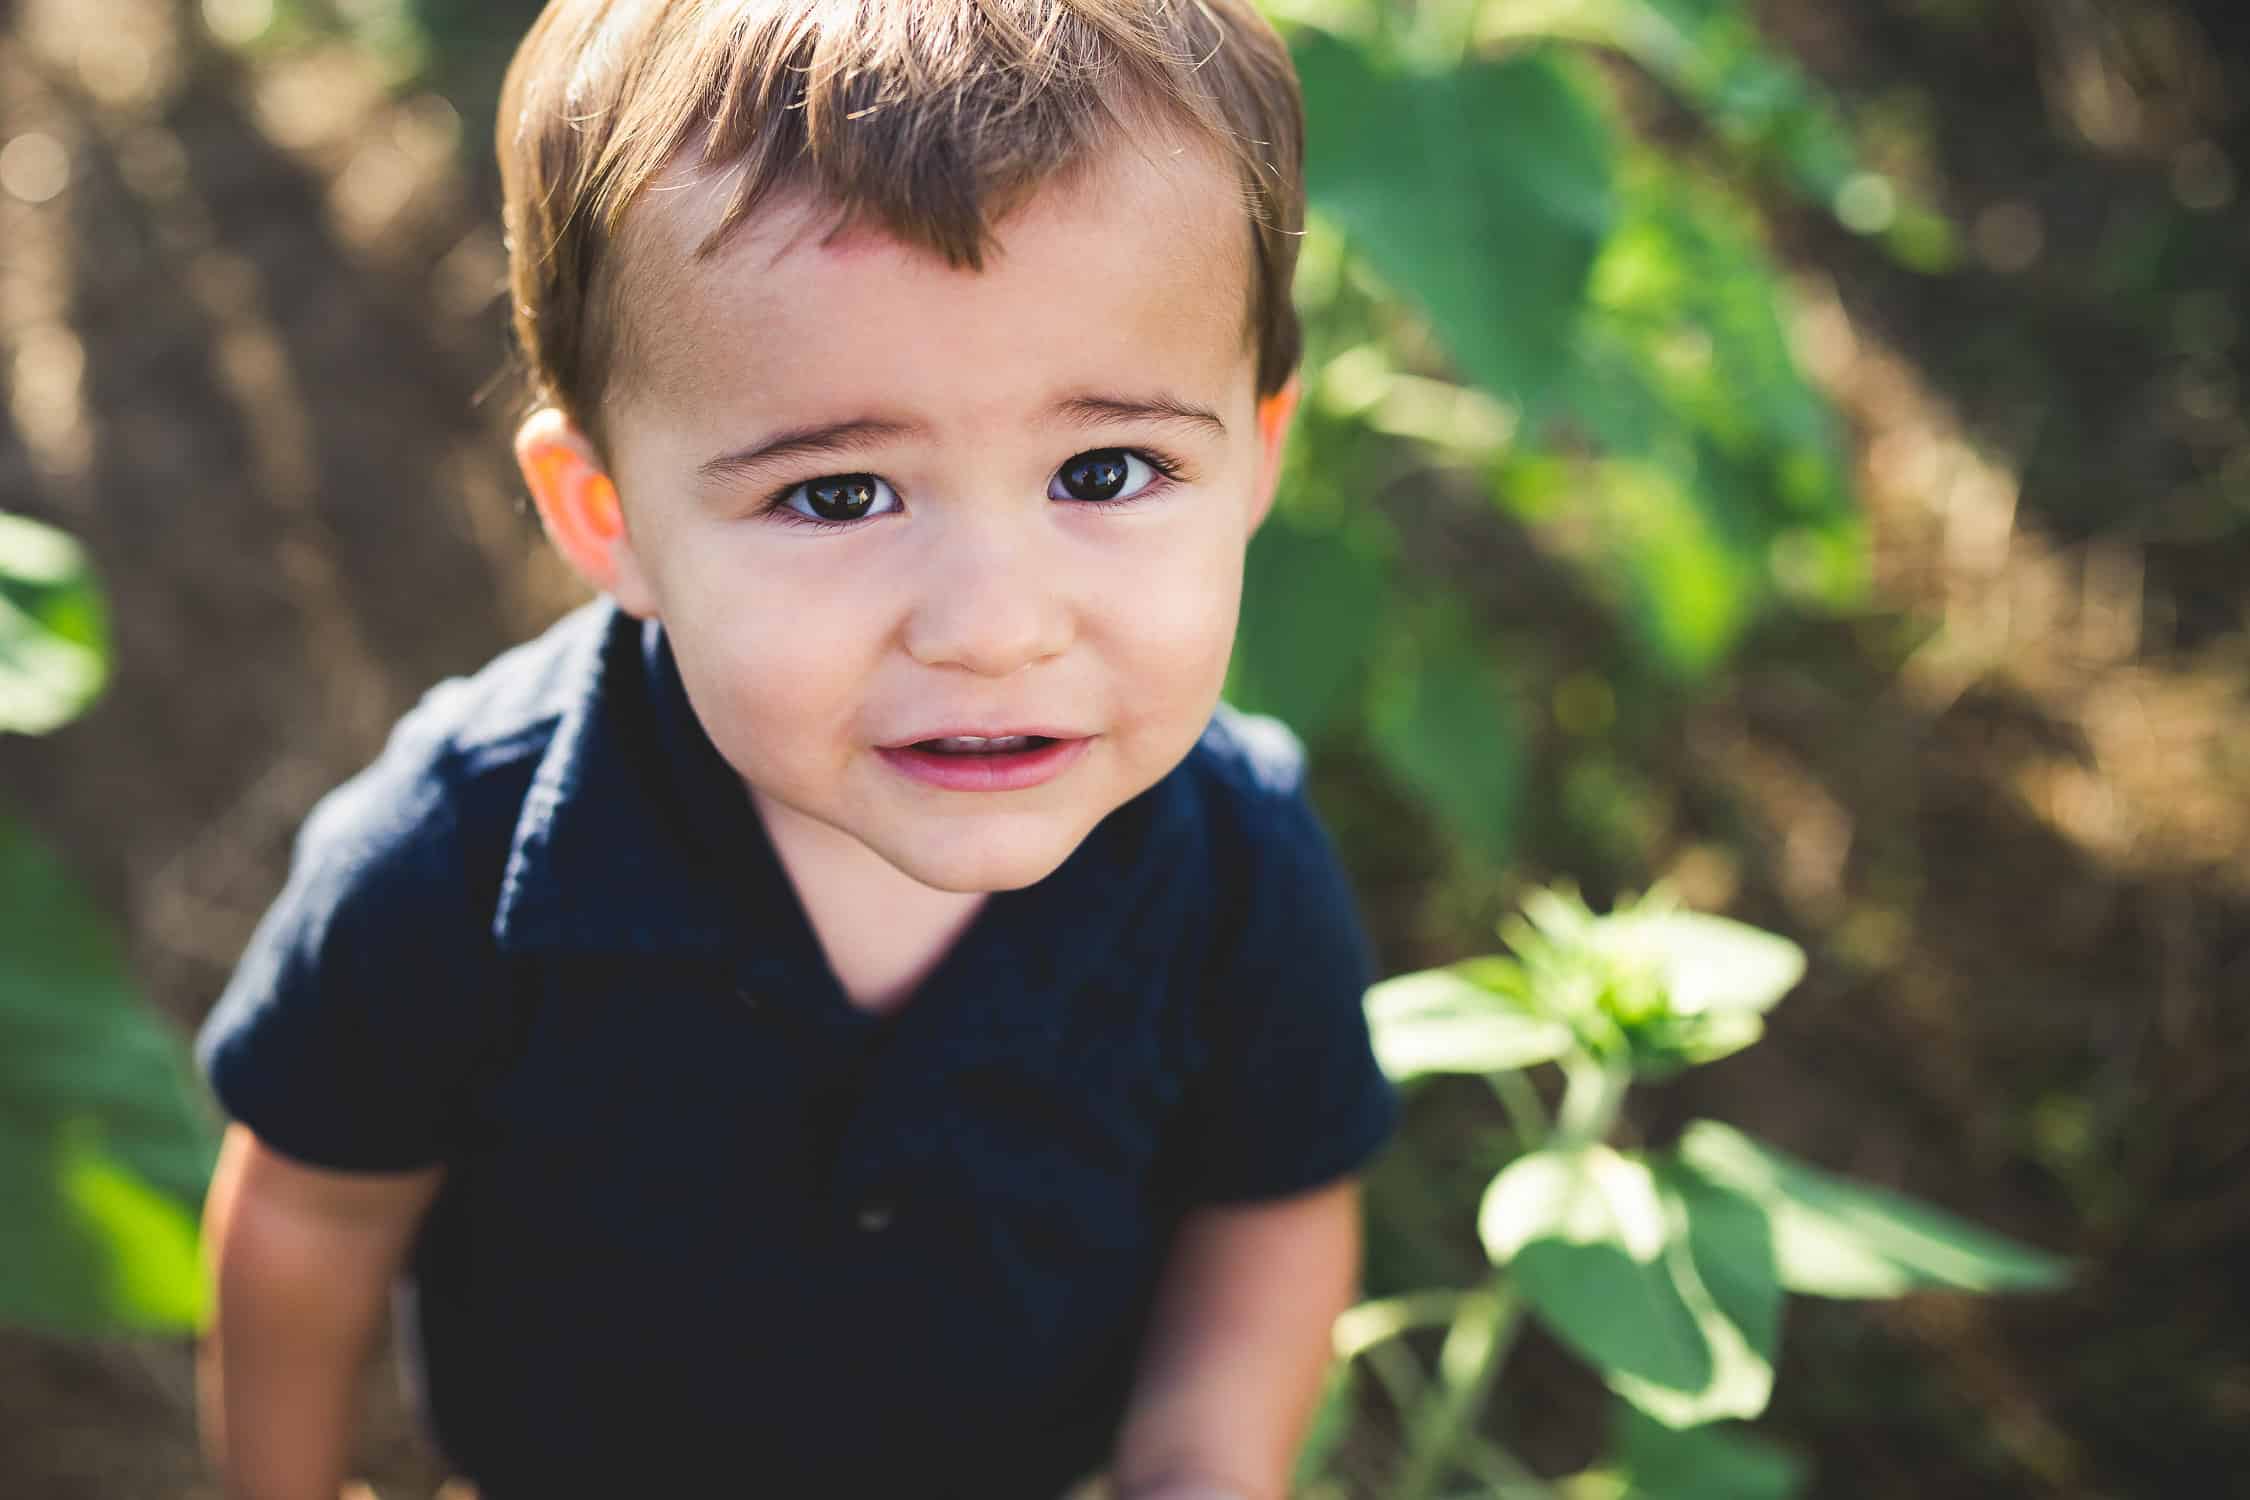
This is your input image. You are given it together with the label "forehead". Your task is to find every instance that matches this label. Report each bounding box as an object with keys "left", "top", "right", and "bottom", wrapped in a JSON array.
[{"left": 603, "top": 135, "right": 1257, "bottom": 432}]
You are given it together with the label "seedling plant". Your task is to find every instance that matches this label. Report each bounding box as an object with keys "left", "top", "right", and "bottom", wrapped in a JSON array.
[{"left": 1297, "top": 887, "right": 2069, "bottom": 1499}]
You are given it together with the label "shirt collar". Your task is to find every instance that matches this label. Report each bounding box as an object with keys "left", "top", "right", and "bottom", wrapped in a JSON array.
[{"left": 492, "top": 605, "right": 748, "bottom": 954}]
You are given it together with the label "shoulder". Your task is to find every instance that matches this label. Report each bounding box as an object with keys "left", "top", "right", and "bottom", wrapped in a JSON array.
[
  {"left": 1173, "top": 702, "right": 1327, "bottom": 881},
  {"left": 1161, "top": 703, "right": 1371, "bottom": 982},
  {"left": 364, "top": 600, "right": 612, "bottom": 794},
  {"left": 283, "top": 602, "right": 614, "bottom": 938},
  {"left": 1184, "top": 700, "right": 1311, "bottom": 803},
  {"left": 197, "top": 607, "right": 621, "bottom": 1169}
]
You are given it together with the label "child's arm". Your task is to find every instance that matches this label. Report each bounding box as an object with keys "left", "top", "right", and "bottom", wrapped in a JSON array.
[
  {"left": 1109, "top": 1176, "right": 1362, "bottom": 1500},
  {"left": 199, "top": 1124, "right": 445, "bottom": 1500}
]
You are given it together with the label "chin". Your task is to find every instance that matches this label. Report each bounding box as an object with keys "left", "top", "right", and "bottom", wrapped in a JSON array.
[{"left": 878, "top": 828, "right": 1081, "bottom": 894}]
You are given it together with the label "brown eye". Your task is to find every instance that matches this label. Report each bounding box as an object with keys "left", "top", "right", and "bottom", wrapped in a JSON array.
[
  {"left": 1049, "top": 449, "right": 1156, "bottom": 503},
  {"left": 782, "top": 473, "right": 897, "bottom": 524}
]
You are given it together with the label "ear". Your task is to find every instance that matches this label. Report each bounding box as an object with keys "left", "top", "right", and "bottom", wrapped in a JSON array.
[
  {"left": 1247, "top": 376, "right": 1301, "bottom": 534},
  {"left": 514, "top": 408, "right": 658, "bottom": 617}
]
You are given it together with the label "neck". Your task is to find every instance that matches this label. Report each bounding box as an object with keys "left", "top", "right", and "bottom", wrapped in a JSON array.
[{"left": 751, "top": 789, "right": 987, "bottom": 1014}]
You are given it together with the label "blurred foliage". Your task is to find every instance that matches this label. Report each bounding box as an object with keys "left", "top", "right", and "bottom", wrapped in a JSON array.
[
  {"left": 0, "top": 512, "right": 107, "bottom": 735},
  {"left": 0, "top": 514, "right": 215, "bottom": 1336},
  {"left": 1236, "top": 0, "right": 1879, "bottom": 877}
]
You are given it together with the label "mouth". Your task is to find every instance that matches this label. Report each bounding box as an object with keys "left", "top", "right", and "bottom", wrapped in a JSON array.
[
  {"left": 875, "top": 732, "right": 1092, "bottom": 791},
  {"left": 879, "top": 724, "right": 1084, "bottom": 753},
  {"left": 906, "top": 733, "right": 1059, "bottom": 756}
]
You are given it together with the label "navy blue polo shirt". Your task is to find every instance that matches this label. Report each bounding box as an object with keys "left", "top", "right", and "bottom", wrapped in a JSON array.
[{"left": 197, "top": 601, "right": 1397, "bottom": 1499}]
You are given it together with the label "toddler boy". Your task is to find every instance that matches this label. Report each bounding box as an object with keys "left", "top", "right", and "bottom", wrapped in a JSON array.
[{"left": 195, "top": 0, "right": 1396, "bottom": 1496}]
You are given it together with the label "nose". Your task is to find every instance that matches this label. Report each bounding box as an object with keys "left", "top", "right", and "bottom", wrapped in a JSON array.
[{"left": 901, "top": 512, "right": 1073, "bottom": 676}]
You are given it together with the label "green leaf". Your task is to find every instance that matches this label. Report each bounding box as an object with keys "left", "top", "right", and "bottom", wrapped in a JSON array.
[
  {"left": 1606, "top": 1166, "right": 1779, "bottom": 1427},
  {"left": 1586, "top": 459, "right": 1760, "bottom": 678},
  {"left": 0, "top": 816, "right": 218, "bottom": 1334},
  {"left": 1591, "top": 1400, "right": 1808, "bottom": 1500},
  {"left": 1659, "top": 1165, "right": 1782, "bottom": 1353},
  {"left": 1481, "top": 1147, "right": 1710, "bottom": 1392},
  {"left": 1230, "top": 514, "right": 1392, "bottom": 741},
  {"left": 1365, "top": 965, "right": 1573, "bottom": 1081},
  {"left": 1294, "top": 31, "right": 1615, "bottom": 409},
  {"left": 0, "top": 512, "right": 109, "bottom": 735},
  {"left": 1587, "top": 909, "right": 1806, "bottom": 1016},
  {"left": 1674, "top": 1121, "right": 2072, "bottom": 1299},
  {"left": 1516, "top": 155, "right": 1866, "bottom": 678},
  {"left": 1367, "top": 628, "right": 1525, "bottom": 867}
]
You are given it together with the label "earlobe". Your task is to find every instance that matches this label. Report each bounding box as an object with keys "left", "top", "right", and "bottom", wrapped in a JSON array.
[
  {"left": 1249, "top": 377, "right": 1301, "bottom": 533},
  {"left": 514, "top": 408, "right": 657, "bottom": 616}
]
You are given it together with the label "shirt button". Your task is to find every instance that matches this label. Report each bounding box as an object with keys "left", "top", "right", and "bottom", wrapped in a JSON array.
[{"left": 854, "top": 1199, "right": 896, "bottom": 1233}]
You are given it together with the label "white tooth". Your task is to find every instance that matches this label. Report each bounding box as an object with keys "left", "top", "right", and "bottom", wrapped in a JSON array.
[{"left": 927, "top": 734, "right": 1031, "bottom": 753}]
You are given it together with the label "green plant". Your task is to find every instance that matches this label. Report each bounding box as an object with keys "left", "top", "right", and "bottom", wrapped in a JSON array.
[
  {"left": 1225, "top": 0, "right": 1906, "bottom": 871},
  {"left": 0, "top": 511, "right": 217, "bottom": 1335},
  {"left": 1298, "top": 887, "right": 2069, "bottom": 1498}
]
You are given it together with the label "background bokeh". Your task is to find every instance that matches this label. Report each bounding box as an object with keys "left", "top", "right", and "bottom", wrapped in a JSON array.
[{"left": 3, "top": 0, "right": 2246, "bottom": 1495}]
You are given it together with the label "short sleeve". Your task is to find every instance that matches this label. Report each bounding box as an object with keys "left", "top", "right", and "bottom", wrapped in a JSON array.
[
  {"left": 195, "top": 730, "right": 517, "bottom": 1173},
  {"left": 1184, "top": 723, "right": 1399, "bottom": 1204}
]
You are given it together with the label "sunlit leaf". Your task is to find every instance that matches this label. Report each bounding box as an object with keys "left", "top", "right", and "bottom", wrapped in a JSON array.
[
  {"left": 0, "top": 816, "right": 218, "bottom": 1334},
  {"left": 0, "top": 512, "right": 108, "bottom": 735},
  {"left": 1507, "top": 154, "right": 1865, "bottom": 678},
  {"left": 1660, "top": 1166, "right": 1781, "bottom": 1352},
  {"left": 1607, "top": 1167, "right": 1779, "bottom": 1427},
  {"left": 1482, "top": 1147, "right": 1712, "bottom": 1392},
  {"left": 1594, "top": 459, "right": 1759, "bottom": 676},
  {"left": 1365, "top": 966, "right": 1573, "bottom": 1080},
  {"left": 1294, "top": 31, "right": 1614, "bottom": 409},
  {"left": 1673, "top": 1121, "right": 2072, "bottom": 1299},
  {"left": 1584, "top": 160, "right": 1859, "bottom": 539},
  {"left": 1588, "top": 910, "right": 1806, "bottom": 1016},
  {"left": 1485, "top": 1145, "right": 1669, "bottom": 1262}
]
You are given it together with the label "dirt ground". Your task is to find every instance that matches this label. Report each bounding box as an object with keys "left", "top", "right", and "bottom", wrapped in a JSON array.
[{"left": 3, "top": 0, "right": 2248, "bottom": 1496}]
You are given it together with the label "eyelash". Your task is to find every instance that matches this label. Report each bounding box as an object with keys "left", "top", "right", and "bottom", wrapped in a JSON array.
[{"left": 758, "top": 448, "right": 1189, "bottom": 531}]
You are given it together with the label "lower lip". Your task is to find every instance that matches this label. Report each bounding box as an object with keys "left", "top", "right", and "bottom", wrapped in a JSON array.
[{"left": 876, "top": 736, "right": 1092, "bottom": 792}]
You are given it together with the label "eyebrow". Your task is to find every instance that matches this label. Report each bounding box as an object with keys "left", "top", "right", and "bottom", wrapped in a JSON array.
[
  {"left": 695, "top": 392, "right": 1227, "bottom": 484},
  {"left": 1054, "top": 393, "right": 1228, "bottom": 440},
  {"left": 696, "top": 416, "right": 927, "bottom": 483}
]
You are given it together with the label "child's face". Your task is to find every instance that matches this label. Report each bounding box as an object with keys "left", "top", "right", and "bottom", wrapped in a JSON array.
[{"left": 580, "top": 137, "right": 1292, "bottom": 893}]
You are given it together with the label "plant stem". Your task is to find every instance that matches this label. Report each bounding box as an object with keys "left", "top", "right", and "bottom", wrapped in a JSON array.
[
  {"left": 1390, "top": 1278, "right": 1527, "bottom": 1500},
  {"left": 1381, "top": 1055, "right": 1632, "bottom": 1498},
  {"left": 1460, "top": 1433, "right": 1566, "bottom": 1500},
  {"left": 1487, "top": 1067, "right": 1549, "bottom": 1148},
  {"left": 1363, "top": 1338, "right": 1430, "bottom": 1417},
  {"left": 1383, "top": 1057, "right": 1634, "bottom": 1498},
  {"left": 1556, "top": 1050, "right": 1632, "bottom": 1148},
  {"left": 1333, "top": 1290, "right": 1466, "bottom": 1363}
]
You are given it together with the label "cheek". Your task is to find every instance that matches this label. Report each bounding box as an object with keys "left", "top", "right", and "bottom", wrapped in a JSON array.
[
  {"left": 1098, "top": 528, "right": 1245, "bottom": 713},
  {"left": 648, "top": 544, "right": 877, "bottom": 761}
]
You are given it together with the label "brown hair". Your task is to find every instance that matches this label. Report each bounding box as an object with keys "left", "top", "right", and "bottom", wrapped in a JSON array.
[{"left": 497, "top": 0, "right": 1306, "bottom": 446}]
